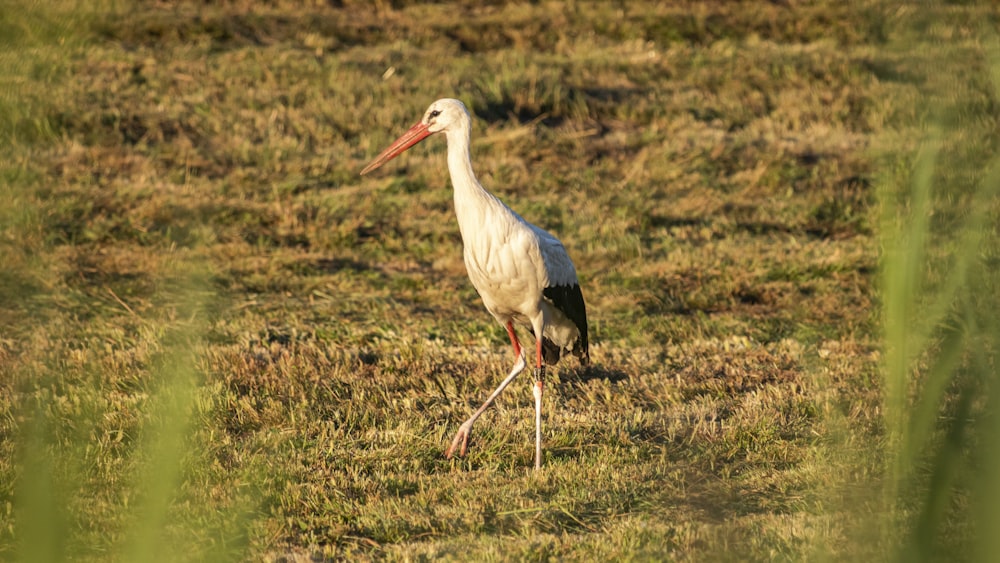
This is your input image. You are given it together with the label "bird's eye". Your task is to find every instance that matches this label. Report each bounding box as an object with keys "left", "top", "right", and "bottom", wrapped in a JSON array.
[{"left": 429, "top": 110, "right": 441, "bottom": 118}]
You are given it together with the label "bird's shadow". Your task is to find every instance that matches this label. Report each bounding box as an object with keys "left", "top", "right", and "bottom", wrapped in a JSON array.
[{"left": 557, "top": 364, "right": 628, "bottom": 386}]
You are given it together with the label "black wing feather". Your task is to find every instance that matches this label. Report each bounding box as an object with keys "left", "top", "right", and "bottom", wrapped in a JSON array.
[{"left": 541, "top": 283, "right": 589, "bottom": 365}]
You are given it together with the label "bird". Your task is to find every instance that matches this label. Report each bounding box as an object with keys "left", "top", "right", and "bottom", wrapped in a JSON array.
[{"left": 360, "top": 98, "right": 588, "bottom": 470}]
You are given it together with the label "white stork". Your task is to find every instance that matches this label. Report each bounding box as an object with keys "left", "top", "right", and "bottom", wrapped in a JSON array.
[{"left": 360, "top": 98, "right": 589, "bottom": 469}]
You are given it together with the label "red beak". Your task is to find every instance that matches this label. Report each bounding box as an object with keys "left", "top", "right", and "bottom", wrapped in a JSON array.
[{"left": 360, "top": 121, "right": 433, "bottom": 175}]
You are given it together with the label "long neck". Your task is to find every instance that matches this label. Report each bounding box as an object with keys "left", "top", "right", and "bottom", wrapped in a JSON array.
[
  {"left": 445, "top": 123, "right": 480, "bottom": 196},
  {"left": 445, "top": 120, "right": 507, "bottom": 241}
]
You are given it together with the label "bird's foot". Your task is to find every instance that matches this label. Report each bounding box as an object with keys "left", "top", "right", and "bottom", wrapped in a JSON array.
[{"left": 446, "top": 421, "right": 473, "bottom": 459}]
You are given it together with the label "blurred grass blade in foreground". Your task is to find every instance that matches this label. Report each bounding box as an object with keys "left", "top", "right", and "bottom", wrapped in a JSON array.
[{"left": 879, "top": 32, "right": 1000, "bottom": 561}]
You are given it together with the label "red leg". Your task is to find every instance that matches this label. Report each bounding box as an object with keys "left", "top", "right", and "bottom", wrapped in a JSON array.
[
  {"left": 506, "top": 320, "right": 522, "bottom": 358},
  {"left": 534, "top": 333, "right": 544, "bottom": 369}
]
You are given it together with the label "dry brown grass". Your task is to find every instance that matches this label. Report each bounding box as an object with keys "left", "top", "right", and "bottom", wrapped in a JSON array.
[{"left": 4, "top": 1, "right": 998, "bottom": 561}]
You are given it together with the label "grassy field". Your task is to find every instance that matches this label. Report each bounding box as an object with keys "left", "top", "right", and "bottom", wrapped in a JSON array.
[{"left": 2, "top": 1, "right": 999, "bottom": 561}]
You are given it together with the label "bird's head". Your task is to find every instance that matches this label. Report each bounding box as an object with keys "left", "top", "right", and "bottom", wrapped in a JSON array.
[
  {"left": 360, "top": 98, "right": 470, "bottom": 175},
  {"left": 421, "top": 98, "right": 469, "bottom": 134}
]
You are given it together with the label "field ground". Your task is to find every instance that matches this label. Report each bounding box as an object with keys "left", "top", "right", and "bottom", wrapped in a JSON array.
[{"left": 1, "top": 1, "right": 999, "bottom": 561}]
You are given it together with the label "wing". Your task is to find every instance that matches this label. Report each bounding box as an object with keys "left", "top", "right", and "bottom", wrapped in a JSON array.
[
  {"left": 492, "top": 216, "right": 589, "bottom": 365},
  {"left": 530, "top": 224, "right": 578, "bottom": 287},
  {"left": 530, "top": 224, "right": 589, "bottom": 364}
]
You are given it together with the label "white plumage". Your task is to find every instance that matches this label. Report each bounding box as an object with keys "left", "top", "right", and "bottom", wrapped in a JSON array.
[{"left": 361, "top": 98, "right": 589, "bottom": 469}]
